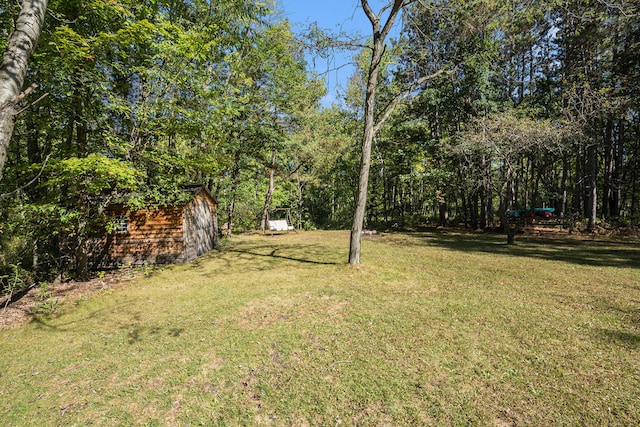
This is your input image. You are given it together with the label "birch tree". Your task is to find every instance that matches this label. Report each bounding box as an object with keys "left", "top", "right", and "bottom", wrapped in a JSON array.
[{"left": 0, "top": 0, "right": 48, "bottom": 181}]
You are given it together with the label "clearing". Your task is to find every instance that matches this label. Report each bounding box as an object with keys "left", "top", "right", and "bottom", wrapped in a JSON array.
[{"left": 1, "top": 230, "right": 638, "bottom": 426}]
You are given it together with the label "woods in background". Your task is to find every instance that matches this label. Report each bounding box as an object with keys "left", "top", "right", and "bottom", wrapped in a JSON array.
[{"left": 1, "top": 0, "right": 639, "bottom": 283}]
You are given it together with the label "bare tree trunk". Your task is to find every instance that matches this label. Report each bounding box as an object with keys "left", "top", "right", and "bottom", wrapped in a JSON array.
[
  {"left": 573, "top": 146, "right": 583, "bottom": 216},
  {"left": 630, "top": 138, "right": 639, "bottom": 219},
  {"left": 382, "top": 159, "right": 389, "bottom": 223},
  {"left": 0, "top": 0, "right": 49, "bottom": 181},
  {"left": 212, "top": 208, "right": 219, "bottom": 248},
  {"left": 480, "top": 155, "right": 492, "bottom": 229},
  {"left": 470, "top": 190, "right": 479, "bottom": 230},
  {"left": 349, "top": 0, "right": 406, "bottom": 264},
  {"left": 560, "top": 156, "right": 569, "bottom": 217},
  {"left": 260, "top": 150, "right": 277, "bottom": 232},
  {"left": 349, "top": 44, "right": 380, "bottom": 263},
  {"left": 612, "top": 120, "right": 623, "bottom": 217},
  {"left": 297, "top": 177, "right": 305, "bottom": 229},
  {"left": 75, "top": 218, "right": 89, "bottom": 281},
  {"left": 586, "top": 138, "right": 598, "bottom": 231},
  {"left": 603, "top": 118, "right": 614, "bottom": 218},
  {"left": 438, "top": 199, "right": 448, "bottom": 226},
  {"left": 226, "top": 196, "right": 236, "bottom": 236},
  {"left": 225, "top": 149, "right": 242, "bottom": 237}
]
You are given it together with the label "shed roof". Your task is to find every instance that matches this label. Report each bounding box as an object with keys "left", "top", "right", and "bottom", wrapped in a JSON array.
[{"left": 181, "top": 185, "right": 217, "bottom": 205}]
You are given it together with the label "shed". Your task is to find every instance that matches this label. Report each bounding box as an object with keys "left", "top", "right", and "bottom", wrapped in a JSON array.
[{"left": 90, "top": 187, "right": 218, "bottom": 268}]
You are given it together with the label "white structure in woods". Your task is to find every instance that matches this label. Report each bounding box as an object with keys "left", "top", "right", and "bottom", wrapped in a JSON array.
[{"left": 268, "top": 219, "right": 295, "bottom": 232}]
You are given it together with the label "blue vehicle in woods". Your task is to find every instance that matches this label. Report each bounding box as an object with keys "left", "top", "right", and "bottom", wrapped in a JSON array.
[
  {"left": 506, "top": 207, "right": 555, "bottom": 219},
  {"left": 505, "top": 207, "right": 575, "bottom": 243}
]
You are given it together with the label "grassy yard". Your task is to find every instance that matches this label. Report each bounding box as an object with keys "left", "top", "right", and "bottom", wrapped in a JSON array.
[{"left": 1, "top": 230, "right": 638, "bottom": 426}]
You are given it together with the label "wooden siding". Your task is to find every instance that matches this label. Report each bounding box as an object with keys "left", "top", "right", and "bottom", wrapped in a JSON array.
[
  {"left": 183, "top": 191, "right": 217, "bottom": 262},
  {"left": 89, "top": 188, "right": 218, "bottom": 269},
  {"left": 90, "top": 208, "right": 186, "bottom": 268}
]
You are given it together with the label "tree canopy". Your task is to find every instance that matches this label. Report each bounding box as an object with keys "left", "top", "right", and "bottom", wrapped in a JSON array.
[{"left": 1, "top": 0, "right": 639, "bottom": 283}]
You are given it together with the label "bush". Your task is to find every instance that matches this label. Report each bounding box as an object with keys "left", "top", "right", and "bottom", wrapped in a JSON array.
[{"left": 0, "top": 264, "right": 34, "bottom": 298}]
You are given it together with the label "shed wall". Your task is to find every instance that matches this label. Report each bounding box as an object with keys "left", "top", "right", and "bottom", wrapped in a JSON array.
[
  {"left": 90, "top": 208, "right": 187, "bottom": 268},
  {"left": 89, "top": 188, "right": 218, "bottom": 269},
  {"left": 183, "top": 192, "right": 217, "bottom": 262}
]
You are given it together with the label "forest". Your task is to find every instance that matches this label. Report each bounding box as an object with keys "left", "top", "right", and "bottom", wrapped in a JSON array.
[{"left": 1, "top": 0, "right": 639, "bottom": 285}]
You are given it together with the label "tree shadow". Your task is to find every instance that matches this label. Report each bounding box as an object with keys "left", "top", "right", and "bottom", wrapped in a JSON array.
[
  {"left": 593, "top": 298, "right": 640, "bottom": 349},
  {"left": 28, "top": 305, "right": 187, "bottom": 345},
  {"left": 227, "top": 245, "right": 342, "bottom": 266},
  {"left": 597, "top": 329, "right": 640, "bottom": 349},
  {"left": 0, "top": 285, "right": 35, "bottom": 308},
  {"left": 187, "top": 242, "right": 342, "bottom": 277},
  {"left": 400, "top": 231, "right": 640, "bottom": 269}
]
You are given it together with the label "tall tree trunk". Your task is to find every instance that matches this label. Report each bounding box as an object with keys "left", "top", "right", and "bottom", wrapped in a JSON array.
[
  {"left": 226, "top": 150, "right": 242, "bottom": 237},
  {"left": 260, "top": 150, "right": 277, "bottom": 232},
  {"left": 439, "top": 199, "right": 448, "bottom": 227},
  {"left": 480, "top": 155, "right": 492, "bottom": 229},
  {"left": 612, "top": 120, "right": 623, "bottom": 217},
  {"left": 382, "top": 159, "right": 389, "bottom": 223},
  {"left": 586, "top": 138, "right": 598, "bottom": 231},
  {"left": 470, "top": 190, "right": 479, "bottom": 230},
  {"left": 297, "top": 178, "right": 305, "bottom": 230},
  {"left": 630, "top": 141, "right": 638, "bottom": 219},
  {"left": 603, "top": 118, "right": 614, "bottom": 218},
  {"left": 349, "top": 0, "right": 406, "bottom": 264},
  {"left": 560, "top": 156, "right": 569, "bottom": 217},
  {"left": 0, "top": 0, "right": 49, "bottom": 181},
  {"left": 573, "top": 146, "right": 583, "bottom": 216},
  {"left": 75, "top": 218, "right": 89, "bottom": 281},
  {"left": 480, "top": 185, "right": 488, "bottom": 229},
  {"left": 349, "top": 42, "right": 380, "bottom": 263}
]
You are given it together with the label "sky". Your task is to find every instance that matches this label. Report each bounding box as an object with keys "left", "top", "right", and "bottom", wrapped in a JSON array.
[{"left": 276, "top": 0, "right": 402, "bottom": 107}]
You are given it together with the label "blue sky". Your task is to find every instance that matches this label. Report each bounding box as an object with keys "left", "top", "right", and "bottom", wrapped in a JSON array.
[{"left": 276, "top": 0, "right": 401, "bottom": 106}]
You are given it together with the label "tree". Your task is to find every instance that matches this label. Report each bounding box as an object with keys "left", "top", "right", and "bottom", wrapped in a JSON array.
[
  {"left": 300, "top": 106, "right": 356, "bottom": 229},
  {"left": 0, "top": 0, "right": 48, "bottom": 181},
  {"left": 448, "top": 112, "right": 576, "bottom": 228},
  {"left": 1, "top": 0, "right": 280, "bottom": 283},
  {"left": 252, "top": 22, "right": 323, "bottom": 232},
  {"left": 349, "top": 0, "right": 413, "bottom": 264}
]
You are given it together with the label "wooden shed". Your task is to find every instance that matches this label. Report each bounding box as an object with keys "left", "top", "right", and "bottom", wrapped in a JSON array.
[{"left": 90, "top": 187, "right": 218, "bottom": 268}]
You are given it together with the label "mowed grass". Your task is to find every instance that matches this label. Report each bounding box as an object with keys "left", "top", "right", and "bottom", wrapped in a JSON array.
[{"left": 1, "top": 230, "right": 639, "bottom": 426}]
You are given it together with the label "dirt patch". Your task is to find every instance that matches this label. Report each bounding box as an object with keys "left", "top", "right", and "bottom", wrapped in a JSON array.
[{"left": 0, "top": 271, "right": 134, "bottom": 329}]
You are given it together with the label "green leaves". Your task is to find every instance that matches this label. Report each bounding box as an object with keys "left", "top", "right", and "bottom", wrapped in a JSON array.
[
  {"left": 46, "top": 154, "right": 141, "bottom": 195},
  {"left": 49, "top": 26, "right": 94, "bottom": 62}
]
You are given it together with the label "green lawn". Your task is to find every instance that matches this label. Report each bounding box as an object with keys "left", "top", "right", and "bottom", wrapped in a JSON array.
[{"left": 1, "top": 230, "right": 638, "bottom": 426}]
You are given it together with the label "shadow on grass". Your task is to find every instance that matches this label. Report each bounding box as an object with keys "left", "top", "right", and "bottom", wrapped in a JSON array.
[
  {"left": 27, "top": 304, "right": 118, "bottom": 331},
  {"left": 597, "top": 329, "right": 640, "bottom": 349},
  {"left": 400, "top": 231, "right": 640, "bottom": 269},
  {"left": 184, "top": 243, "right": 342, "bottom": 278},
  {"left": 29, "top": 306, "right": 187, "bottom": 346},
  {"left": 227, "top": 245, "right": 341, "bottom": 266},
  {"left": 27, "top": 301, "right": 135, "bottom": 332},
  {"left": 124, "top": 323, "right": 184, "bottom": 344}
]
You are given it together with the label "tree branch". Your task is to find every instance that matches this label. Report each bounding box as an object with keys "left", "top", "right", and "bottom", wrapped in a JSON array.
[
  {"left": 0, "top": 153, "right": 51, "bottom": 199},
  {"left": 15, "top": 83, "right": 37, "bottom": 103},
  {"left": 373, "top": 67, "right": 452, "bottom": 133},
  {"left": 15, "top": 91, "right": 49, "bottom": 115},
  {"left": 380, "top": 1, "right": 404, "bottom": 40},
  {"left": 361, "top": 0, "right": 380, "bottom": 31}
]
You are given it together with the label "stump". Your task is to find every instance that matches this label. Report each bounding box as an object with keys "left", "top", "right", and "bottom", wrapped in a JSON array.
[{"left": 507, "top": 226, "right": 516, "bottom": 244}]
